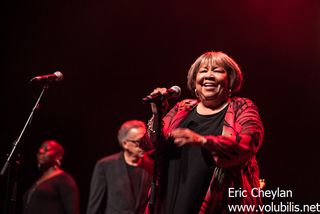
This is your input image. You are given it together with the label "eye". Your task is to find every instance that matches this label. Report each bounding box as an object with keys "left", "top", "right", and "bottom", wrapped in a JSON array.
[
  {"left": 214, "top": 69, "right": 225, "bottom": 73},
  {"left": 199, "top": 69, "right": 207, "bottom": 73}
]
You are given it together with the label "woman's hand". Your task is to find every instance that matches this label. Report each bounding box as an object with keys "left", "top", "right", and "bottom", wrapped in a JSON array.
[
  {"left": 149, "top": 88, "right": 169, "bottom": 115},
  {"left": 170, "top": 128, "right": 207, "bottom": 147}
]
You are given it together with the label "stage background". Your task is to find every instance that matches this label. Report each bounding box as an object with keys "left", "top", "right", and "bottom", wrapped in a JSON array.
[{"left": 1, "top": 0, "right": 320, "bottom": 213}]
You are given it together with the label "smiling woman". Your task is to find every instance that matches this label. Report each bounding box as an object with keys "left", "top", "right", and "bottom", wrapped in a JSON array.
[
  {"left": 187, "top": 52, "right": 243, "bottom": 101},
  {"left": 145, "top": 51, "right": 264, "bottom": 214}
]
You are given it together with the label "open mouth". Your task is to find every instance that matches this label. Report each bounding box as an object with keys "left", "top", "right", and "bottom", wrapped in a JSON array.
[{"left": 202, "top": 83, "right": 218, "bottom": 89}]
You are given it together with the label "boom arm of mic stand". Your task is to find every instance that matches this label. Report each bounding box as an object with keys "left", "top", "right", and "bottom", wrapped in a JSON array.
[
  {"left": 1, "top": 84, "right": 49, "bottom": 176},
  {"left": 1, "top": 84, "right": 49, "bottom": 214}
]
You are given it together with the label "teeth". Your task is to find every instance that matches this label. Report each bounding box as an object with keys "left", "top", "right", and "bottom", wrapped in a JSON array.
[{"left": 203, "top": 83, "right": 216, "bottom": 87}]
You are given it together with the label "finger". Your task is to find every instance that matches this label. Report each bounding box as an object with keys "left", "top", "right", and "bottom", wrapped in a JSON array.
[
  {"left": 158, "top": 88, "right": 168, "bottom": 95},
  {"left": 151, "top": 88, "right": 167, "bottom": 95},
  {"left": 172, "top": 129, "right": 205, "bottom": 146},
  {"left": 150, "top": 102, "right": 157, "bottom": 110},
  {"left": 171, "top": 128, "right": 187, "bottom": 136},
  {"left": 171, "top": 129, "right": 192, "bottom": 139},
  {"left": 174, "top": 138, "right": 187, "bottom": 147}
]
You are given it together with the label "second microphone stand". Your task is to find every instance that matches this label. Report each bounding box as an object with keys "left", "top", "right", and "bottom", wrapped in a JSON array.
[{"left": 1, "top": 83, "right": 50, "bottom": 214}]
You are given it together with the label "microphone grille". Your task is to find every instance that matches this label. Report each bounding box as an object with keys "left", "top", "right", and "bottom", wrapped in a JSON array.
[
  {"left": 54, "top": 71, "right": 64, "bottom": 81},
  {"left": 170, "top": 85, "right": 181, "bottom": 97}
]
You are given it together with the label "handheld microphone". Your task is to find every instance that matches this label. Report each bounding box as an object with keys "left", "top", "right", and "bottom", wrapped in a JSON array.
[
  {"left": 30, "top": 71, "right": 63, "bottom": 82},
  {"left": 142, "top": 85, "right": 181, "bottom": 104}
]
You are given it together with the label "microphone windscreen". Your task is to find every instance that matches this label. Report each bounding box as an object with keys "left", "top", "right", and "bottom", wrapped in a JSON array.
[
  {"left": 54, "top": 71, "right": 64, "bottom": 81},
  {"left": 169, "top": 85, "right": 181, "bottom": 97}
]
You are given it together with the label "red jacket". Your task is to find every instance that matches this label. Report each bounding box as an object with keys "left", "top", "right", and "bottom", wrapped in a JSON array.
[{"left": 151, "top": 97, "right": 264, "bottom": 213}]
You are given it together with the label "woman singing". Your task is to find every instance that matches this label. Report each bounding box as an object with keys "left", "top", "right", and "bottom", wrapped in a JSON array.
[{"left": 146, "top": 51, "right": 264, "bottom": 214}]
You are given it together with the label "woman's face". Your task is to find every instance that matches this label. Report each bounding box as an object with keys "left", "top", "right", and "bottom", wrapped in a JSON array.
[
  {"left": 195, "top": 62, "right": 229, "bottom": 103},
  {"left": 37, "top": 142, "right": 59, "bottom": 169}
]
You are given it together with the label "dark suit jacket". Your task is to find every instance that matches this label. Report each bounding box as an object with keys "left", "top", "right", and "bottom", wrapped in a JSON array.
[{"left": 87, "top": 151, "right": 153, "bottom": 214}]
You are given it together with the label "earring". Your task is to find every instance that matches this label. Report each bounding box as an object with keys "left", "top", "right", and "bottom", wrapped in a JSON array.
[
  {"left": 194, "top": 89, "right": 199, "bottom": 97},
  {"left": 55, "top": 159, "right": 61, "bottom": 168},
  {"left": 228, "top": 89, "right": 232, "bottom": 97}
]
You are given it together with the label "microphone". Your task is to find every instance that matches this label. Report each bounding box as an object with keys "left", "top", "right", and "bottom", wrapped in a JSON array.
[
  {"left": 30, "top": 71, "right": 63, "bottom": 82},
  {"left": 142, "top": 85, "right": 181, "bottom": 104}
]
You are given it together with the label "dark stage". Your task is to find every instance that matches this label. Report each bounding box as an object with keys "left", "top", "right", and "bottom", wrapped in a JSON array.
[{"left": 1, "top": 0, "right": 320, "bottom": 213}]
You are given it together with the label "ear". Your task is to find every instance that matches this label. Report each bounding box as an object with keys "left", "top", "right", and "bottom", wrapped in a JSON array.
[
  {"left": 122, "top": 141, "right": 128, "bottom": 149},
  {"left": 55, "top": 154, "right": 63, "bottom": 164}
]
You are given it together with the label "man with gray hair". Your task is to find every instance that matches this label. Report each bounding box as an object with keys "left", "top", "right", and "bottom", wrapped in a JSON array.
[{"left": 87, "top": 120, "right": 153, "bottom": 214}]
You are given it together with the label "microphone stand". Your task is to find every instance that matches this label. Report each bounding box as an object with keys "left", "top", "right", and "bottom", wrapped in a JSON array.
[
  {"left": 1, "top": 83, "right": 49, "bottom": 214},
  {"left": 147, "top": 100, "right": 164, "bottom": 214}
]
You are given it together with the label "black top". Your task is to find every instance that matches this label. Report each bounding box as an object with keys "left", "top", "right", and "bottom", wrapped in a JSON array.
[
  {"left": 23, "top": 171, "right": 79, "bottom": 214},
  {"left": 86, "top": 152, "right": 153, "bottom": 214},
  {"left": 126, "top": 163, "right": 143, "bottom": 204},
  {"left": 165, "top": 106, "right": 227, "bottom": 214}
]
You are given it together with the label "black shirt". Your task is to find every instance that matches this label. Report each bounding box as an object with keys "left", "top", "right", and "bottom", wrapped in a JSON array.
[
  {"left": 165, "top": 106, "right": 227, "bottom": 214},
  {"left": 23, "top": 172, "right": 79, "bottom": 214},
  {"left": 126, "top": 163, "right": 143, "bottom": 202}
]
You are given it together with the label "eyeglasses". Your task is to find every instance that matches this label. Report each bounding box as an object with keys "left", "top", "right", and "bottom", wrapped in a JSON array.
[{"left": 126, "top": 139, "right": 143, "bottom": 146}]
